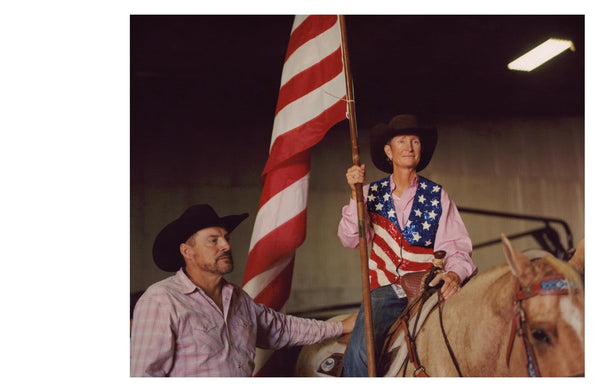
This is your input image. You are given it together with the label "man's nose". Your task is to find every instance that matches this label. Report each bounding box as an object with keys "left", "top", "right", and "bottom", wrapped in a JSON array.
[{"left": 219, "top": 238, "right": 231, "bottom": 251}]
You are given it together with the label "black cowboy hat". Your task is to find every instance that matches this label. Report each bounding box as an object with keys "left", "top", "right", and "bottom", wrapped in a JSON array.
[
  {"left": 370, "top": 114, "right": 438, "bottom": 173},
  {"left": 152, "top": 204, "right": 249, "bottom": 272}
]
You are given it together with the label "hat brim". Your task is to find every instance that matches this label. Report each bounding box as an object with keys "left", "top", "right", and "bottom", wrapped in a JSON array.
[
  {"left": 370, "top": 124, "right": 437, "bottom": 173},
  {"left": 152, "top": 212, "right": 248, "bottom": 272}
]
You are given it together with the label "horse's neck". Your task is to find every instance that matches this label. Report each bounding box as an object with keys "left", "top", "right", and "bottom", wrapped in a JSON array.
[
  {"left": 451, "top": 264, "right": 514, "bottom": 320},
  {"left": 441, "top": 265, "right": 516, "bottom": 369}
]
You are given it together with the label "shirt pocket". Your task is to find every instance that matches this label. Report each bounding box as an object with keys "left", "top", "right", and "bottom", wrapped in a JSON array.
[
  {"left": 228, "top": 316, "right": 256, "bottom": 351},
  {"left": 188, "top": 317, "right": 225, "bottom": 356}
]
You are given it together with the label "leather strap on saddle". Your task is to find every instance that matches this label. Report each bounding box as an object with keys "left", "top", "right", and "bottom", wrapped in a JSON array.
[
  {"left": 401, "top": 311, "right": 430, "bottom": 377},
  {"left": 378, "top": 251, "right": 447, "bottom": 376},
  {"left": 379, "top": 270, "right": 443, "bottom": 376}
]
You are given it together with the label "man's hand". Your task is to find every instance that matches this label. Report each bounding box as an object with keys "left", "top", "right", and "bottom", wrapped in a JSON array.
[
  {"left": 340, "top": 312, "right": 358, "bottom": 334},
  {"left": 429, "top": 271, "right": 462, "bottom": 300}
]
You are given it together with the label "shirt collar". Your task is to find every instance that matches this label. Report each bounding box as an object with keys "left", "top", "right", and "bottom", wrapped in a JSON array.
[
  {"left": 389, "top": 174, "right": 419, "bottom": 192},
  {"left": 176, "top": 268, "right": 198, "bottom": 294},
  {"left": 175, "top": 268, "right": 233, "bottom": 295}
]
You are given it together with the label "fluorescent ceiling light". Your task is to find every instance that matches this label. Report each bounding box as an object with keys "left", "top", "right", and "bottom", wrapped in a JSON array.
[{"left": 507, "top": 38, "right": 574, "bottom": 72}]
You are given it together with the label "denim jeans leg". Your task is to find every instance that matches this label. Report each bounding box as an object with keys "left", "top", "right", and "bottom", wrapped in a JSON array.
[{"left": 342, "top": 285, "right": 408, "bottom": 376}]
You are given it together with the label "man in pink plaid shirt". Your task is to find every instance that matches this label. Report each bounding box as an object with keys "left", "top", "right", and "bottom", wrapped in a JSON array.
[{"left": 130, "top": 204, "right": 356, "bottom": 377}]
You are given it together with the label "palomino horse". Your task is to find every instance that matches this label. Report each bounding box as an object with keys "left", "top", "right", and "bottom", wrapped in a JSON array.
[{"left": 295, "top": 235, "right": 584, "bottom": 377}]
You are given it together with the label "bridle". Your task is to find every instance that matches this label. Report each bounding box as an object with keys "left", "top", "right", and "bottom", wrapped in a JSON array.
[
  {"left": 505, "top": 275, "right": 572, "bottom": 377},
  {"left": 393, "top": 272, "right": 576, "bottom": 377}
]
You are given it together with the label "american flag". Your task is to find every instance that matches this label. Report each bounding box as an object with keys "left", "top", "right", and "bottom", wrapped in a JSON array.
[{"left": 242, "top": 15, "right": 348, "bottom": 311}]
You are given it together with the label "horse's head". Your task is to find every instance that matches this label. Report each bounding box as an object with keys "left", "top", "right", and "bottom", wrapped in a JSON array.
[{"left": 501, "top": 235, "right": 584, "bottom": 377}]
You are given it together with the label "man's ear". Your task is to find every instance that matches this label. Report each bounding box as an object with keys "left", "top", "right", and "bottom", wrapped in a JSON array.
[{"left": 180, "top": 243, "right": 192, "bottom": 260}]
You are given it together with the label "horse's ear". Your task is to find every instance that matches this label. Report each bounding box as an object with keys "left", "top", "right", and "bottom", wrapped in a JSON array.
[
  {"left": 501, "top": 234, "right": 535, "bottom": 284},
  {"left": 568, "top": 238, "right": 584, "bottom": 275}
]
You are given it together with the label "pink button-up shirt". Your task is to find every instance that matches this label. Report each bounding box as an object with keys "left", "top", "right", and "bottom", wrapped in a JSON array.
[
  {"left": 130, "top": 269, "right": 342, "bottom": 377},
  {"left": 338, "top": 175, "right": 477, "bottom": 284}
]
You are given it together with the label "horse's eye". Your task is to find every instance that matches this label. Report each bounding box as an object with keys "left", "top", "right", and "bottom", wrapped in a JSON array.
[{"left": 531, "top": 328, "right": 552, "bottom": 344}]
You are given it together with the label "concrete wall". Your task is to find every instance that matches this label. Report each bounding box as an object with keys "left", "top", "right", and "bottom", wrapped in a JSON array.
[{"left": 130, "top": 115, "right": 584, "bottom": 314}]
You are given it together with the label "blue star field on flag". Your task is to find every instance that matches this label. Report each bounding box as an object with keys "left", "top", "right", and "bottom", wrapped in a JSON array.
[{"left": 367, "top": 176, "right": 443, "bottom": 248}]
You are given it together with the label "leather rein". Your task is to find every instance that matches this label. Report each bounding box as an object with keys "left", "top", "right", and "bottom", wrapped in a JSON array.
[{"left": 505, "top": 275, "right": 571, "bottom": 377}]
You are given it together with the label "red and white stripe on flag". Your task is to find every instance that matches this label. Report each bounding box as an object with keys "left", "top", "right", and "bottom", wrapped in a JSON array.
[{"left": 242, "top": 15, "right": 348, "bottom": 311}]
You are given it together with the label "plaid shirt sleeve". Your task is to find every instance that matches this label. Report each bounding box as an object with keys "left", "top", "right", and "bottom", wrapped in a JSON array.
[
  {"left": 130, "top": 294, "right": 176, "bottom": 376},
  {"left": 241, "top": 291, "right": 342, "bottom": 350}
]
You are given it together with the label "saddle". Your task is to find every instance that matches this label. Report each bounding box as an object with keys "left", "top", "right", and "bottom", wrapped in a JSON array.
[
  {"left": 315, "top": 251, "right": 446, "bottom": 377},
  {"left": 400, "top": 268, "right": 438, "bottom": 301},
  {"left": 379, "top": 250, "right": 463, "bottom": 377}
]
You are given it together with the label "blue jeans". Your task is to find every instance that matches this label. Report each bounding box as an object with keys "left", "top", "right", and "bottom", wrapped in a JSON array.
[{"left": 342, "top": 285, "right": 408, "bottom": 377}]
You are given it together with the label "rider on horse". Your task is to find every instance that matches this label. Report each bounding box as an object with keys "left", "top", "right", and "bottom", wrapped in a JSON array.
[{"left": 338, "top": 114, "right": 478, "bottom": 376}]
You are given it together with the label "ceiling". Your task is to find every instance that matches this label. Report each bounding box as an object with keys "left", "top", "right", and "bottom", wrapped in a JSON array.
[{"left": 131, "top": 14, "right": 584, "bottom": 131}]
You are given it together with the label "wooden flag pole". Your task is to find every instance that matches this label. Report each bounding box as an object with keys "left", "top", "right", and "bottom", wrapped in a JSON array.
[{"left": 339, "top": 15, "right": 377, "bottom": 377}]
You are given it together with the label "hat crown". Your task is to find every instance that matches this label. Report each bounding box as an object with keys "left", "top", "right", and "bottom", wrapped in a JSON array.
[
  {"left": 181, "top": 204, "right": 219, "bottom": 220},
  {"left": 388, "top": 114, "right": 421, "bottom": 130}
]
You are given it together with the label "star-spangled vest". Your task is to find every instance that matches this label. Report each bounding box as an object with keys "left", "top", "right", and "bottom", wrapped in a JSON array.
[{"left": 366, "top": 176, "right": 443, "bottom": 290}]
